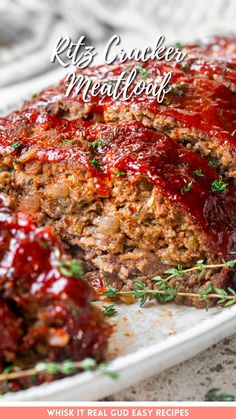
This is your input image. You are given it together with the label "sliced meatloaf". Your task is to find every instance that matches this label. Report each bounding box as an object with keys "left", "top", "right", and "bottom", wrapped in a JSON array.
[
  {"left": 0, "top": 110, "right": 235, "bottom": 306},
  {"left": 0, "top": 194, "right": 111, "bottom": 393},
  {"left": 24, "top": 36, "right": 236, "bottom": 182}
]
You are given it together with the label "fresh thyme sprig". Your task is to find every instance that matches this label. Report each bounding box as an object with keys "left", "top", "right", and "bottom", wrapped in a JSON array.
[
  {"left": 153, "top": 259, "right": 236, "bottom": 285},
  {"left": 103, "top": 283, "right": 236, "bottom": 307},
  {"left": 153, "top": 259, "right": 236, "bottom": 284},
  {"left": 102, "top": 259, "right": 236, "bottom": 307},
  {"left": 0, "top": 359, "right": 118, "bottom": 383},
  {"left": 205, "top": 388, "right": 235, "bottom": 402}
]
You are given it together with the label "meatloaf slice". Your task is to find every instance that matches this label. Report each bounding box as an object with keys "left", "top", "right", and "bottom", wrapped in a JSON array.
[
  {"left": 0, "top": 110, "right": 235, "bottom": 305},
  {"left": 24, "top": 36, "right": 236, "bottom": 182},
  {"left": 0, "top": 194, "right": 111, "bottom": 393}
]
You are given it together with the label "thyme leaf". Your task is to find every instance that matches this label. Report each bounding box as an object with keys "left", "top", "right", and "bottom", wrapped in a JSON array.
[
  {"left": 11, "top": 141, "right": 21, "bottom": 150},
  {"left": 103, "top": 304, "right": 117, "bottom": 317},
  {"left": 61, "top": 139, "right": 75, "bottom": 146},
  {"left": 205, "top": 388, "right": 235, "bottom": 402},
  {"left": 102, "top": 259, "right": 236, "bottom": 307},
  {"left": 0, "top": 359, "right": 118, "bottom": 382}
]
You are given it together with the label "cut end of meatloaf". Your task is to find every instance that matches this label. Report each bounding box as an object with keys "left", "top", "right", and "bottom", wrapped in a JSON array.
[
  {"left": 0, "top": 110, "right": 235, "bottom": 306},
  {"left": 0, "top": 194, "right": 111, "bottom": 393}
]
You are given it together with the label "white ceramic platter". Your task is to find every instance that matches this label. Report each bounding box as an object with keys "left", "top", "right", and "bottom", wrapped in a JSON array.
[
  {"left": 1, "top": 302, "right": 236, "bottom": 401},
  {"left": 0, "top": 76, "right": 236, "bottom": 402}
]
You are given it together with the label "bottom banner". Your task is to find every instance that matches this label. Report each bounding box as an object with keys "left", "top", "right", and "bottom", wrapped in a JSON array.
[{"left": 0, "top": 406, "right": 235, "bottom": 419}]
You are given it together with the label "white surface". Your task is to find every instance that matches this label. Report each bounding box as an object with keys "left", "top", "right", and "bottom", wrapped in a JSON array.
[
  {"left": 106, "top": 334, "right": 236, "bottom": 401},
  {"left": 1, "top": 302, "right": 236, "bottom": 401},
  {"left": 0, "top": 0, "right": 235, "bottom": 88}
]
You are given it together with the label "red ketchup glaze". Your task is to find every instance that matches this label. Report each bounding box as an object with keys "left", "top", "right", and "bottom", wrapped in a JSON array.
[
  {"left": 98, "top": 122, "right": 236, "bottom": 257},
  {"left": 0, "top": 300, "right": 22, "bottom": 368},
  {"left": 0, "top": 194, "right": 111, "bottom": 376},
  {"left": 0, "top": 194, "right": 91, "bottom": 306},
  {"left": 25, "top": 38, "right": 236, "bottom": 150},
  {"left": 1, "top": 109, "right": 235, "bottom": 257},
  {"left": 172, "top": 36, "right": 236, "bottom": 86}
]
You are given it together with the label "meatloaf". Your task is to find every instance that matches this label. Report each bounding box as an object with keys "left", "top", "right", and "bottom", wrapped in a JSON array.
[
  {"left": 25, "top": 35, "right": 236, "bottom": 182},
  {"left": 0, "top": 109, "right": 235, "bottom": 305},
  {"left": 0, "top": 194, "right": 111, "bottom": 393},
  {"left": 0, "top": 35, "right": 236, "bottom": 306}
]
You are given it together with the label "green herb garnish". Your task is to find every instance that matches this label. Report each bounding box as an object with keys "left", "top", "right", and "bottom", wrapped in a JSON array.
[
  {"left": 205, "top": 388, "right": 235, "bottom": 402},
  {"left": 11, "top": 141, "right": 21, "bottom": 150},
  {"left": 116, "top": 170, "right": 126, "bottom": 176},
  {"left": 102, "top": 259, "right": 236, "bottom": 308},
  {"left": 140, "top": 68, "right": 149, "bottom": 77},
  {"left": 175, "top": 41, "right": 184, "bottom": 49},
  {"left": 91, "top": 157, "right": 104, "bottom": 170},
  {"left": 183, "top": 181, "right": 193, "bottom": 193},
  {"left": 0, "top": 358, "right": 118, "bottom": 382},
  {"left": 193, "top": 169, "right": 204, "bottom": 177},
  {"left": 208, "top": 159, "right": 219, "bottom": 169},
  {"left": 181, "top": 62, "right": 189, "bottom": 70},
  {"left": 163, "top": 97, "right": 172, "bottom": 106},
  {"left": 98, "top": 363, "right": 119, "bottom": 379},
  {"left": 87, "top": 139, "right": 102, "bottom": 150},
  {"left": 170, "top": 84, "right": 184, "bottom": 97},
  {"left": 103, "top": 304, "right": 117, "bottom": 317},
  {"left": 103, "top": 286, "right": 119, "bottom": 298},
  {"left": 211, "top": 176, "right": 227, "bottom": 193},
  {"left": 59, "top": 259, "right": 84, "bottom": 278},
  {"left": 61, "top": 139, "right": 75, "bottom": 146}
]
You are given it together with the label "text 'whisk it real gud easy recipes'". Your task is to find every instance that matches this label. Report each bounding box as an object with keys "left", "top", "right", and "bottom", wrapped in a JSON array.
[{"left": 46, "top": 408, "right": 190, "bottom": 417}]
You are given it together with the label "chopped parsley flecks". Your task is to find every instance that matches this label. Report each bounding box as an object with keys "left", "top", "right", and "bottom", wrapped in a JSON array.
[
  {"left": 61, "top": 139, "right": 75, "bottom": 146},
  {"left": 193, "top": 169, "right": 204, "bottom": 177},
  {"left": 116, "top": 170, "right": 126, "bottom": 176},
  {"left": 87, "top": 139, "right": 102, "bottom": 150},
  {"left": 59, "top": 259, "right": 84, "bottom": 278},
  {"left": 208, "top": 159, "right": 219, "bottom": 169},
  {"left": 175, "top": 41, "right": 184, "bottom": 49},
  {"left": 182, "top": 181, "right": 193, "bottom": 193},
  {"left": 91, "top": 157, "right": 104, "bottom": 170},
  {"left": 211, "top": 177, "right": 227, "bottom": 193},
  {"left": 170, "top": 84, "right": 184, "bottom": 97},
  {"left": 181, "top": 62, "right": 189, "bottom": 70},
  {"left": 11, "top": 141, "right": 21, "bottom": 150},
  {"left": 163, "top": 97, "right": 172, "bottom": 106},
  {"left": 140, "top": 68, "right": 149, "bottom": 78}
]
